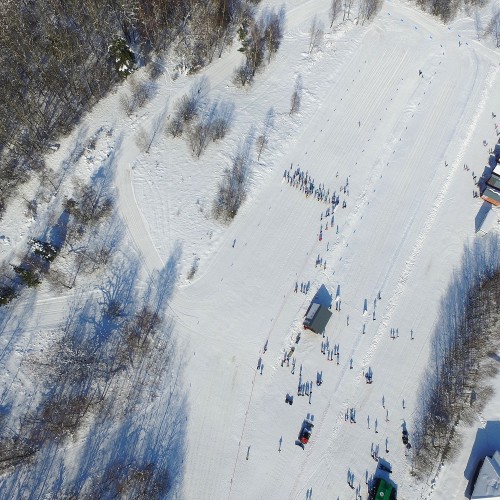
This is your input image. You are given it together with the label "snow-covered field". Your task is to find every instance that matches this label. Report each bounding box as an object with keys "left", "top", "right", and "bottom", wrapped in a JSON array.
[{"left": 1, "top": 0, "right": 500, "bottom": 498}]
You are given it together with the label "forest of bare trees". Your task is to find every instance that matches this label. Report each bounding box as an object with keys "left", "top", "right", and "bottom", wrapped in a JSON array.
[
  {"left": 233, "top": 6, "right": 285, "bottom": 86},
  {"left": 0, "top": 0, "right": 263, "bottom": 218},
  {"left": 415, "top": 0, "right": 486, "bottom": 23},
  {"left": 412, "top": 234, "right": 500, "bottom": 478},
  {"left": 0, "top": 141, "right": 185, "bottom": 493},
  {"left": 0, "top": 252, "right": 185, "bottom": 497}
]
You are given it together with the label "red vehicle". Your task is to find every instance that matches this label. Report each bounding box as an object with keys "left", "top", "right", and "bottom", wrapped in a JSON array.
[{"left": 298, "top": 419, "right": 314, "bottom": 445}]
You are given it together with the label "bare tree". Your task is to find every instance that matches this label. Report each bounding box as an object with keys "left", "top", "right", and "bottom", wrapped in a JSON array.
[
  {"left": 330, "top": 0, "right": 343, "bottom": 27},
  {"left": 209, "top": 100, "right": 235, "bottom": 142},
  {"left": 120, "top": 78, "right": 157, "bottom": 116},
  {"left": 213, "top": 130, "right": 254, "bottom": 221},
  {"left": 137, "top": 108, "right": 168, "bottom": 153},
  {"left": 173, "top": 76, "right": 210, "bottom": 124},
  {"left": 135, "top": 127, "right": 150, "bottom": 152},
  {"left": 167, "top": 115, "right": 184, "bottom": 138},
  {"left": 487, "top": 8, "right": 500, "bottom": 47},
  {"left": 308, "top": 16, "right": 325, "bottom": 54},
  {"left": 188, "top": 121, "right": 212, "bottom": 158},
  {"left": 256, "top": 107, "right": 275, "bottom": 160},
  {"left": 233, "top": 6, "right": 285, "bottom": 86},
  {"left": 343, "top": 0, "right": 355, "bottom": 21},
  {"left": 358, "top": 0, "right": 383, "bottom": 24},
  {"left": 290, "top": 75, "right": 303, "bottom": 115},
  {"left": 188, "top": 99, "right": 234, "bottom": 157},
  {"left": 233, "top": 62, "right": 254, "bottom": 87},
  {"left": 263, "top": 6, "right": 286, "bottom": 63}
]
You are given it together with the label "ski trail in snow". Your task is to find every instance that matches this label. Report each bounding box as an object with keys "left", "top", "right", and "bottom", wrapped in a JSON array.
[
  {"left": 359, "top": 59, "right": 498, "bottom": 374},
  {"left": 288, "top": 37, "right": 449, "bottom": 500},
  {"left": 116, "top": 163, "right": 164, "bottom": 274},
  {"left": 287, "top": 31, "right": 498, "bottom": 500}
]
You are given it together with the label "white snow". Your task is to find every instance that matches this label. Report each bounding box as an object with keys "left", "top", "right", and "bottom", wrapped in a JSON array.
[{"left": 1, "top": 0, "right": 500, "bottom": 498}]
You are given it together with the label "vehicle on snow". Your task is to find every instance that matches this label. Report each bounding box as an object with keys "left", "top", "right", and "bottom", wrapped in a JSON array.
[{"left": 296, "top": 418, "right": 314, "bottom": 448}]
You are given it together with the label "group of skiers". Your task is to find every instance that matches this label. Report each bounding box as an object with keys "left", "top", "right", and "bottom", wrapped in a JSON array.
[
  {"left": 295, "top": 281, "right": 310, "bottom": 293},
  {"left": 370, "top": 443, "right": 380, "bottom": 461},
  {"left": 297, "top": 378, "right": 314, "bottom": 397},
  {"left": 345, "top": 407, "right": 357, "bottom": 423},
  {"left": 282, "top": 165, "right": 335, "bottom": 204},
  {"left": 389, "top": 328, "right": 399, "bottom": 339}
]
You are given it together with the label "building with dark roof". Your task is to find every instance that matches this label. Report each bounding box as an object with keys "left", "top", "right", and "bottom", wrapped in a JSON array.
[
  {"left": 303, "top": 302, "right": 332, "bottom": 334},
  {"left": 483, "top": 166, "right": 500, "bottom": 206}
]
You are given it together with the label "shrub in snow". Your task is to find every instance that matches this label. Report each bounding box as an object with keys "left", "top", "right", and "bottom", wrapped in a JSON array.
[
  {"left": 0, "top": 285, "right": 16, "bottom": 305},
  {"left": 187, "top": 256, "right": 200, "bottom": 280},
  {"left": 30, "top": 239, "right": 59, "bottom": 262},
  {"left": 120, "top": 79, "right": 156, "bottom": 116},
  {"left": 12, "top": 266, "right": 41, "bottom": 288}
]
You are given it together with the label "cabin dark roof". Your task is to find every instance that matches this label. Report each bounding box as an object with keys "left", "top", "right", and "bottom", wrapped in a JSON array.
[{"left": 303, "top": 303, "right": 332, "bottom": 333}]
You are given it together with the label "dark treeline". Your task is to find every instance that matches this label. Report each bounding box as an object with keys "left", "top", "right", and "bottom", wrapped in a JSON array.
[
  {"left": 415, "top": 0, "right": 486, "bottom": 23},
  {"left": 412, "top": 234, "right": 500, "bottom": 478},
  {"left": 0, "top": 0, "right": 261, "bottom": 216}
]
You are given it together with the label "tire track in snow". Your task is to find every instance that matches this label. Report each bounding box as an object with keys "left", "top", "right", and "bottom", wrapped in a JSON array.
[{"left": 116, "top": 161, "right": 164, "bottom": 274}]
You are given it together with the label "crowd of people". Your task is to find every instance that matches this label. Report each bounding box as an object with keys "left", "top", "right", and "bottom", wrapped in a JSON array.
[{"left": 283, "top": 165, "right": 335, "bottom": 204}]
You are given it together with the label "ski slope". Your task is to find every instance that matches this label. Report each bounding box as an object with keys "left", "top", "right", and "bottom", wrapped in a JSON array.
[
  {"left": 145, "top": 2, "right": 499, "bottom": 499},
  {"left": 172, "top": 3, "right": 500, "bottom": 500},
  {"left": 0, "top": 0, "right": 499, "bottom": 498}
]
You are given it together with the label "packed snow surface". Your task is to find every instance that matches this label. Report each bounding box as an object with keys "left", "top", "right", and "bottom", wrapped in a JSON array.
[{"left": 1, "top": 0, "right": 500, "bottom": 498}]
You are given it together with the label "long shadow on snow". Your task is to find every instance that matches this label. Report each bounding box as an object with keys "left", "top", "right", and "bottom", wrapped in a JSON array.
[
  {"left": 58, "top": 248, "right": 186, "bottom": 498},
  {"left": 413, "top": 233, "right": 500, "bottom": 465}
]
